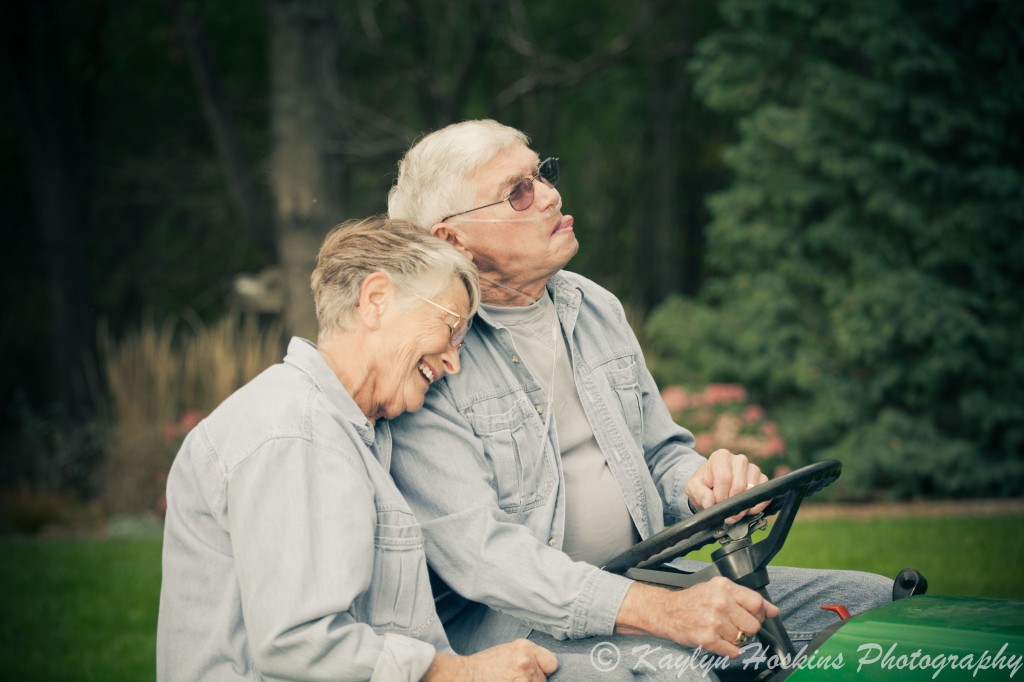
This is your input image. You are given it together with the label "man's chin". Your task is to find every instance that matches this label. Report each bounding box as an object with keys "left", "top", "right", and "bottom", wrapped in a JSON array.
[{"left": 553, "top": 236, "right": 580, "bottom": 271}]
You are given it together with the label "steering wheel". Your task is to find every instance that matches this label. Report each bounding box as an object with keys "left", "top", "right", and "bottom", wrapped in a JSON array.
[{"left": 602, "top": 459, "right": 842, "bottom": 665}]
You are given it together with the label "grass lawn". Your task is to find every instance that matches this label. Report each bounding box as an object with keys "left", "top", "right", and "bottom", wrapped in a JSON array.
[
  {"left": 687, "top": 515, "right": 1024, "bottom": 601},
  {"left": 0, "top": 512, "right": 1020, "bottom": 680},
  {"left": 0, "top": 536, "right": 162, "bottom": 682}
]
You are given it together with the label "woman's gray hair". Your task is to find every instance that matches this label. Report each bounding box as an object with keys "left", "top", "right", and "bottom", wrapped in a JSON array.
[
  {"left": 387, "top": 119, "right": 530, "bottom": 230},
  {"left": 311, "top": 216, "right": 480, "bottom": 343}
]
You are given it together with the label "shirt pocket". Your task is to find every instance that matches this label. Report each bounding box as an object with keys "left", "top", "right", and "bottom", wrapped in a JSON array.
[
  {"left": 465, "top": 401, "right": 551, "bottom": 513},
  {"left": 362, "top": 506, "right": 437, "bottom": 637},
  {"left": 600, "top": 357, "right": 645, "bottom": 446}
]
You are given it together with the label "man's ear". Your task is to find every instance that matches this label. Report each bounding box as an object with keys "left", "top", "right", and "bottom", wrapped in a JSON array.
[
  {"left": 356, "top": 271, "right": 392, "bottom": 329},
  {"left": 431, "top": 223, "right": 474, "bottom": 262}
]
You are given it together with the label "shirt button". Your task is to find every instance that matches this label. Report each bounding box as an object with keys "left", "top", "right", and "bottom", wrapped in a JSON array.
[
  {"left": 536, "top": 405, "right": 544, "bottom": 414},
  {"left": 512, "top": 354, "right": 521, "bottom": 363},
  {"left": 548, "top": 537, "right": 557, "bottom": 546}
]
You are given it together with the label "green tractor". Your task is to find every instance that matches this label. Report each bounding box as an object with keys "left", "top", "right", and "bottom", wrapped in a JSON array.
[{"left": 603, "top": 461, "right": 1024, "bottom": 681}]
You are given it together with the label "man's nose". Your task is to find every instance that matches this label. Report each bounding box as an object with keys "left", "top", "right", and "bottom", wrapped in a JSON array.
[{"left": 534, "top": 176, "right": 560, "bottom": 212}]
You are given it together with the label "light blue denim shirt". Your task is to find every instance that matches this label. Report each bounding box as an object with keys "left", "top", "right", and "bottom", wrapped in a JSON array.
[
  {"left": 388, "top": 272, "right": 706, "bottom": 654},
  {"left": 158, "top": 337, "right": 449, "bottom": 682}
]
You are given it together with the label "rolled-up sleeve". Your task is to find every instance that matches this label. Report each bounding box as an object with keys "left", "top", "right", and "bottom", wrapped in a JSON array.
[
  {"left": 595, "top": 286, "right": 707, "bottom": 525},
  {"left": 635, "top": 345, "right": 706, "bottom": 524}
]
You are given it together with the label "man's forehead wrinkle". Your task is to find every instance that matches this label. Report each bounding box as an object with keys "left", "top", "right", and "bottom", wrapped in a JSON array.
[
  {"left": 474, "top": 169, "right": 520, "bottom": 202},
  {"left": 498, "top": 170, "right": 525, "bottom": 192},
  {"left": 474, "top": 147, "right": 539, "bottom": 199},
  {"left": 494, "top": 157, "right": 540, "bottom": 194}
]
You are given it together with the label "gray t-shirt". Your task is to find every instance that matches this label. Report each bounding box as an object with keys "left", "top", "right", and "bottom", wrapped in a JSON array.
[{"left": 481, "top": 293, "right": 640, "bottom": 566}]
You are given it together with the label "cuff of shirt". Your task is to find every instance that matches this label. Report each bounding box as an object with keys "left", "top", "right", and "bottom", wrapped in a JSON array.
[
  {"left": 370, "top": 633, "right": 437, "bottom": 682},
  {"left": 666, "top": 460, "right": 703, "bottom": 521},
  {"left": 569, "top": 566, "right": 635, "bottom": 639}
]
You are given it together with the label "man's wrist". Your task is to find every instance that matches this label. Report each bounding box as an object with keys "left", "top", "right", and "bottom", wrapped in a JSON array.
[{"left": 614, "top": 582, "right": 660, "bottom": 635}]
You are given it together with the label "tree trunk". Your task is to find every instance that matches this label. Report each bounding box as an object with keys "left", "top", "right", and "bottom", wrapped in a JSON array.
[
  {"left": 177, "top": 0, "right": 277, "bottom": 261},
  {"left": 639, "top": 49, "right": 688, "bottom": 308},
  {"left": 267, "top": 0, "right": 346, "bottom": 340},
  {"left": 3, "top": 0, "right": 94, "bottom": 419}
]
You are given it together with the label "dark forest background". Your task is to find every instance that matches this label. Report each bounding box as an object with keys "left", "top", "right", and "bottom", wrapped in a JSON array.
[{"left": 2, "top": 0, "right": 1022, "bottom": 522}]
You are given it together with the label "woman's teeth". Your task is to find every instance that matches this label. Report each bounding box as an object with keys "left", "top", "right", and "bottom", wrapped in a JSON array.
[{"left": 417, "top": 362, "right": 435, "bottom": 383}]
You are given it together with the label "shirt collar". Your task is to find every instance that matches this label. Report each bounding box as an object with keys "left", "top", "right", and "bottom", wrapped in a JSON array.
[
  {"left": 282, "top": 337, "right": 376, "bottom": 445},
  {"left": 475, "top": 272, "right": 582, "bottom": 329}
]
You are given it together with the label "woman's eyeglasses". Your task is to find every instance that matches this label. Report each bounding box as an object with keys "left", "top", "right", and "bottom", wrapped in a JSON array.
[
  {"left": 412, "top": 294, "right": 472, "bottom": 349},
  {"left": 442, "top": 157, "right": 559, "bottom": 222}
]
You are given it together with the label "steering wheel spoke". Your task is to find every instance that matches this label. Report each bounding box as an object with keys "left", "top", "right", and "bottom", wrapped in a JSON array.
[
  {"left": 602, "top": 459, "right": 843, "bottom": 670},
  {"left": 603, "top": 459, "right": 841, "bottom": 575}
]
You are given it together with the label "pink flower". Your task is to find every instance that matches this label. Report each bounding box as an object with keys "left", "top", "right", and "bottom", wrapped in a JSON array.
[
  {"left": 758, "top": 436, "right": 786, "bottom": 457},
  {"left": 772, "top": 464, "right": 793, "bottom": 478},
  {"left": 179, "top": 409, "right": 206, "bottom": 431},
  {"left": 161, "top": 409, "right": 208, "bottom": 443},
  {"left": 694, "top": 432, "right": 715, "bottom": 454},
  {"left": 660, "top": 385, "right": 690, "bottom": 417},
  {"left": 742, "top": 404, "right": 766, "bottom": 424},
  {"left": 704, "top": 383, "right": 748, "bottom": 405},
  {"left": 692, "top": 408, "right": 715, "bottom": 427},
  {"left": 666, "top": 382, "right": 787, "bottom": 466}
]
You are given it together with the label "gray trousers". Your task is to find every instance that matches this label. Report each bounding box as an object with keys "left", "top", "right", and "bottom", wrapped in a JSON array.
[{"left": 534, "top": 564, "right": 893, "bottom": 681}]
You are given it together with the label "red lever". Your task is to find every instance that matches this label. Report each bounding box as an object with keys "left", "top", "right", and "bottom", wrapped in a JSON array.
[{"left": 821, "top": 604, "right": 851, "bottom": 620}]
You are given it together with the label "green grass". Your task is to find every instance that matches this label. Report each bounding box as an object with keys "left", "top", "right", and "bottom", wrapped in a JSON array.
[
  {"left": 689, "top": 515, "right": 1024, "bottom": 600},
  {"left": 0, "top": 514, "right": 1020, "bottom": 680},
  {"left": 0, "top": 537, "right": 162, "bottom": 682}
]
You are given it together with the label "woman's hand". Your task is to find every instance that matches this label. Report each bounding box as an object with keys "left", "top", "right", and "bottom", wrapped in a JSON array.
[{"left": 424, "top": 639, "right": 558, "bottom": 681}]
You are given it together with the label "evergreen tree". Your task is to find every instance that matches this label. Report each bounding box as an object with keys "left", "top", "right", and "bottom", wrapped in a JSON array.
[{"left": 648, "top": 0, "right": 1024, "bottom": 497}]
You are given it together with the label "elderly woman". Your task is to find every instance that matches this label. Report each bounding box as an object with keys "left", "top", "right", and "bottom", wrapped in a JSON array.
[{"left": 156, "top": 218, "right": 558, "bottom": 681}]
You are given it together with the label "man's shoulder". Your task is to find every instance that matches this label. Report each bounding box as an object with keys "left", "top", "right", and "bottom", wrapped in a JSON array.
[
  {"left": 554, "top": 271, "right": 622, "bottom": 307},
  {"left": 553, "top": 271, "right": 628, "bottom": 323}
]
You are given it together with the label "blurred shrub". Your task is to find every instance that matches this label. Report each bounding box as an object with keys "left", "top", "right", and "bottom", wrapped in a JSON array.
[
  {"left": 2, "top": 393, "right": 103, "bottom": 500},
  {"left": 97, "top": 314, "right": 284, "bottom": 515},
  {"left": 645, "top": 297, "right": 1024, "bottom": 499},
  {"left": 651, "top": 0, "right": 1024, "bottom": 499},
  {"left": 0, "top": 485, "right": 103, "bottom": 535},
  {"left": 97, "top": 318, "right": 178, "bottom": 516},
  {"left": 661, "top": 383, "right": 789, "bottom": 477},
  {"left": 0, "top": 487, "right": 72, "bottom": 534}
]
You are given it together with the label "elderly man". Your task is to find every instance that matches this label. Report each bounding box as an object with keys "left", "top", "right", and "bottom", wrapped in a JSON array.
[{"left": 385, "top": 120, "right": 891, "bottom": 679}]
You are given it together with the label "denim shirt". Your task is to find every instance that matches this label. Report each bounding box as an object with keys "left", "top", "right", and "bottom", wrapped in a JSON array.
[
  {"left": 158, "top": 338, "right": 448, "bottom": 682},
  {"left": 388, "top": 272, "right": 705, "bottom": 654}
]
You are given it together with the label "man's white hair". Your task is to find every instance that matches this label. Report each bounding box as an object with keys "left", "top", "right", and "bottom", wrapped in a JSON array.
[{"left": 387, "top": 119, "right": 530, "bottom": 230}]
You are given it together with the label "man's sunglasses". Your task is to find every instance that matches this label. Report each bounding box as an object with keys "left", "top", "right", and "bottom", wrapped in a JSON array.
[{"left": 442, "top": 157, "right": 559, "bottom": 222}]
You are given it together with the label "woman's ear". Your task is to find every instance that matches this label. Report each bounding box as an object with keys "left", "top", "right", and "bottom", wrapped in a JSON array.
[
  {"left": 431, "top": 223, "right": 474, "bottom": 262},
  {"left": 356, "top": 272, "right": 392, "bottom": 329}
]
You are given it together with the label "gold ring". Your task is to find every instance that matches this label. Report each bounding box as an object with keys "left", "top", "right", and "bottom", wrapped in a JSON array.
[{"left": 735, "top": 631, "right": 749, "bottom": 645}]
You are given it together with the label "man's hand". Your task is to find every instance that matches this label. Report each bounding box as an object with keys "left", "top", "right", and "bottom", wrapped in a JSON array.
[
  {"left": 685, "top": 449, "right": 770, "bottom": 523},
  {"left": 423, "top": 639, "right": 558, "bottom": 682},
  {"left": 615, "top": 578, "right": 779, "bottom": 658}
]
